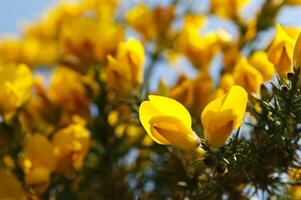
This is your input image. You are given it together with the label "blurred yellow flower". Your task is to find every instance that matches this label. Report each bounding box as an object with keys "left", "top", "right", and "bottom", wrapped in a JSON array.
[
  {"left": 0, "top": 169, "right": 25, "bottom": 200},
  {"left": 201, "top": 85, "right": 248, "bottom": 147},
  {"left": 0, "top": 37, "right": 57, "bottom": 67},
  {"left": 21, "top": 134, "right": 56, "bottom": 192},
  {"left": 268, "top": 24, "right": 295, "bottom": 77},
  {"left": 289, "top": 168, "right": 301, "bottom": 199},
  {"left": 106, "top": 38, "right": 145, "bottom": 95},
  {"left": 0, "top": 63, "right": 33, "bottom": 117},
  {"left": 170, "top": 75, "right": 194, "bottom": 109},
  {"left": 248, "top": 51, "right": 275, "bottom": 80},
  {"left": 210, "top": 0, "right": 249, "bottom": 19},
  {"left": 126, "top": 4, "right": 156, "bottom": 40},
  {"left": 233, "top": 57, "right": 263, "bottom": 93},
  {"left": 60, "top": 18, "right": 124, "bottom": 62},
  {"left": 49, "top": 67, "right": 89, "bottom": 112},
  {"left": 170, "top": 73, "right": 216, "bottom": 114},
  {"left": 139, "top": 95, "right": 201, "bottom": 151},
  {"left": 177, "top": 16, "right": 221, "bottom": 69},
  {"left": 52, "top": 116, "right": 90, "bottom": 174},
  {"left": 293, "top": 32, "right": 301, "bottom": 68},
  {"left": 82, "top": 0, "right": 120, "bottom": 21},
  {"left": 126, "top": 4, "right": 175, "bottom": 41}
]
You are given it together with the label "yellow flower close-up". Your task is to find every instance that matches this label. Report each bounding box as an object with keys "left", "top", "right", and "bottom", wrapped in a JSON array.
[
  {"left": 139, "top": 95, "right": 201, "bottom": 151},
  {"left": 0, "top": 63, "right": 33, "bottom": 117},
  {"left": 201, "top": 85, "right": 248, "bottom": 147}
]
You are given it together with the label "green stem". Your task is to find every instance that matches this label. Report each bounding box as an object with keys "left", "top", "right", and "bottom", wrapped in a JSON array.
[{"left": 141, "top": 51, "right": 161, "bottom": 100}]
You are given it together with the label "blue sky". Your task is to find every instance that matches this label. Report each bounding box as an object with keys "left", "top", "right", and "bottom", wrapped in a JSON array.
[
  {"left": 0, "top": 0, "right": 53, "bottom": 34},
  {"left": 1, "top": 0, "right": 301, "bottom": 34}
]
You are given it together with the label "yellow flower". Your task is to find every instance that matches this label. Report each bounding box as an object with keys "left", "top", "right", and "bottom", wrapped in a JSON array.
[
  {"left": 177, "top": 16, "right": 221, "bottom": 69},
  {"left": 248, "top": 51, "right": 275, "bottom": 80},
  {"left": 233, "top": 57, "right": 263, "bottom": 93},
  {"left": 126, "top": 4, "right": 156, "bottom": 40},
  {"left": 0, "top": 169, "right": 25, "bottom": 200},
  {"left": 126, "top": 4, "right": 175, "bottom": 41},
  {"left": 0, "top": 63, "right": 33, "bottom": 117},
  {"left": 169, "top": 76, "right": 194, "bottom": 108},
  {"left": 60, "top": 18, "right": 124, "bottom": 63},
  {"left": 21, "top": 134, "right": 56, "bottom": 193},
  {"left": 170, "top": 73, "right": 216, "bottom": 115},
  {"left": 106, "top": 38, "right": 145, "bottom": 95},
  {"left": 49, "top": 67, "right": 89, "bottom": 112},
  {"left": 82, "top": 0, "right": 120, "bottom": 21},
  {"left": 289, "top": 168, "right": 301, "bottom": 199},
  {"left": 201, "top": 85, "right": 248, "bottom": 147},
  {"left": 0, "top": 37, "right": 57, "bottom": 67},
  {"left": 268, "top": 24, "right": 295, "bottom": 77},
  {"left": 293, "top": 32, "right": 301, "bottom": 68},
  {"left": 210, "top": 0, "right": 249, "bottom": 19},
  {"left": 52, "top": 116, "right": 90, "bottom": 174},
  {"left": 139, "top": 95, "right": 201, "bottom": 151}
]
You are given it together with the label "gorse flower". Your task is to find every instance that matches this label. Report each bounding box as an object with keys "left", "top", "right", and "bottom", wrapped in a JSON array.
[
  {"left": 0, "top": 63, "right": 33, "bottom": 118},
  {"left": 201, "top": 85, "right": 248, "bottom": 147},
  {"left": 268, "top": 24, "right": 295, "bottom": 77},
  {"left": 139, "top": 95, "right": 201, "bottom": 151},
  {"left": 106, "top": 37, "right": 145, "bottom": 95},
  {"left": 233, "top": 57, "right": 263, "bottom": 94},
  {"left": 210, "top": 0, "right": 249, "bottom": 19},
  {"left": 20, "top": 134, "right": 56, "bottom": 193},
  {"left": 52, "top": 116, "right": 90, "bottom": 174}
]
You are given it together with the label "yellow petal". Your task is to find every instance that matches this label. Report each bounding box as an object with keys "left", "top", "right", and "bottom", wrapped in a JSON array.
[
  {"left": 220, "top": 85, "right": 248, "bottom": 128},
  {"left": 205, "top": 120, "right": 235, "bottom": 147},
  {"left": 293, "top": 32, "right": 301, "bottom": 68},
  {"left": 139, "top": 101, "right": 171, "bottom": 144},
  {"left": 201, "top": 85, "right": 247, "bottom": 147},
  {"left": 149, "top": 115, "right": 200, "bottom": 151},
  {"left": 148, "top": 95, "right": 192, "bottom": 129}
]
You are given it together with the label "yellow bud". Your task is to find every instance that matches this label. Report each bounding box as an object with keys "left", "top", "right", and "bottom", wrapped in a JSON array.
[
  {"left": 201, "top": 85, "right": 248, "bottom": 147},
  {"left": 293, "top": 32, "right": 301, "bottom": 68},
  {"left": 139, "top": 95, "right": 201, "bottom": 151}
]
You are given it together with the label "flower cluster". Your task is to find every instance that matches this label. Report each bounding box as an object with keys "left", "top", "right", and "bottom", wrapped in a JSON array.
[{"left": 0, "top": 0, "right": 301, "bottom": 199}]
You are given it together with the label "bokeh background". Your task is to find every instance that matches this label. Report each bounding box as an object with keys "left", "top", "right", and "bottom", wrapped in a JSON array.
[{"left": 1, "top": 0, "right": 301, "bottom": 91}]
